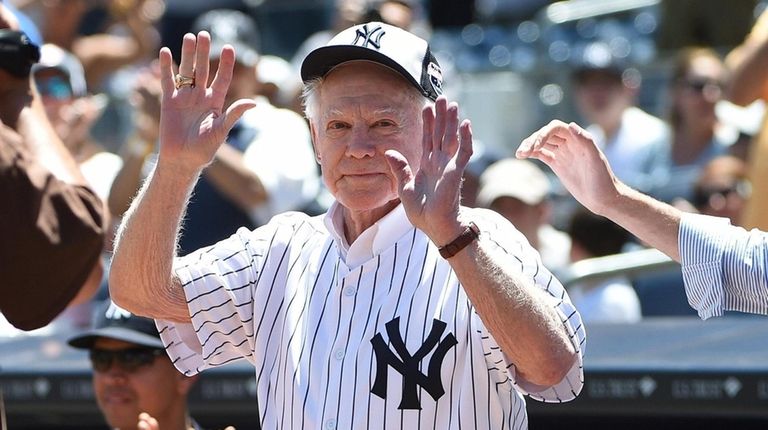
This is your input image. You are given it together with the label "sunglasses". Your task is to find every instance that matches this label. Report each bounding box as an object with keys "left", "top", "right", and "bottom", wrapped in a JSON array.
[
  {"left": 692, "top": 180, "right": 751, "bottom": 208},
  {"left": 34, "top": 75, "right": 74, "bottom": 100},
  {"left": 679, "top": 77, "right": 723, "bottom": 94},
  {"left": 89, "top": 347, "right": 165, "bottom": 373}
]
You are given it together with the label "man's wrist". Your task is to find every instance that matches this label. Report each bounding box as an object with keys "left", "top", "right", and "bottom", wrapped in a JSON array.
[{"left": 438, "top": 221, "right": 480, "bottom": 259}]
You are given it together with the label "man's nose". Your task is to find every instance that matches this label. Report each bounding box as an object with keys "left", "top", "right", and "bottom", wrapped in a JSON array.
[
  {"left": 346, "top": 127, "right": 376, "bottom": 158},
  {"left": 98, "top": 362, "right": 130, "bottom": 380}
]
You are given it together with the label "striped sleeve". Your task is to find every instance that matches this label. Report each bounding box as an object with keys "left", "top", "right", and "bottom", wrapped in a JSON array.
[
  {"left": 474, "top": 209, "right": 585, "bottom": 403},
  {"left": 680, "top": 213, "right": 768, "bottom": 319},
  {"left": 156, "top": 226, "right": 265, "bottom": 376}
]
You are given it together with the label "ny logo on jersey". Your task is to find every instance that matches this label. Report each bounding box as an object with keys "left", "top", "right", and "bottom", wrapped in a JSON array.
[
  {"left": 352, "top": 24, "right": 386, "bottom": 50},
  {"left": 370, "top": 317, "right": 457, "bottom": 409}
]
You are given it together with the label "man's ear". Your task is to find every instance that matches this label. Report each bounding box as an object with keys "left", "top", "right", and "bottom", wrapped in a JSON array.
[{"left": 309, "top": 121, "right": 321, "bottom": 163}]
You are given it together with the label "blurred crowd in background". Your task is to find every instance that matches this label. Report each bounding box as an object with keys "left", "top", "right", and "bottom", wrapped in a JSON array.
[{"left": 2, "top": 0, "right": 768, "bottom": 333}]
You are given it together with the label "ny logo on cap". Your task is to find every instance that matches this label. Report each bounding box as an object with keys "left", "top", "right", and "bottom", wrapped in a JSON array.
[
  {"left": 352, "top": 24, "right": 385, "bottom": 50},
  {"left": 105, "top": 302, "right": 132, "bottom": 320}
]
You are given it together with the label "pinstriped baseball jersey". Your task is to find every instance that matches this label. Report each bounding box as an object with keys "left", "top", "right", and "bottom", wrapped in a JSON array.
[{"left": 157, "top": 203, "right": 585, "bottom": 429}]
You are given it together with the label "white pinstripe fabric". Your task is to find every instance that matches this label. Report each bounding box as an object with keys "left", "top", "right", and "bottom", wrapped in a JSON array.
[
  {"left": 680, "top": 213, "right": 768, "bottom": 320},
  {"left": 157, "top": 206, "right": 585, "bottom": 429}
]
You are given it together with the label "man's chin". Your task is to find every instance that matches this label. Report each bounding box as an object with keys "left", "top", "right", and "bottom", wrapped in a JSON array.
[
  {"left": 340, "top": 193, "right": 399, "bottom": 211},
  {"left": 103, "top": 409, "right": 141, "bottom": 430}
]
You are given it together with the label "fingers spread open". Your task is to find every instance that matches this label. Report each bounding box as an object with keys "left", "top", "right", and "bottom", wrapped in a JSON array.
[
  {"left": 443, "top": 101, "right": 460, "bottom": 155},
  {"left": 178, "top": 33, "right": 197, "bottom": 78},
  {"left": 456, "top": 119, "right": 473, "bottom": 169},
  {"left": 422, "top": 103, "right": 435, "bottom": 157},
  {"left": 158, "top": 47, "right": 175, "bottom": 96},
  {"left": 194, "top": 31, "right": 211, "bottom": 88},
  {"left": 432, "top": 96, "right": 448, "bottom": 152},
  {"left": 210, "top": 45, "right": 236, "bottom": 108}
]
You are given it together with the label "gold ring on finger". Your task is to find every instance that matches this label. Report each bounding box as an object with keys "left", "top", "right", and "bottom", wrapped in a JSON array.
[{"left": 174, "top": 73, "right": 195, "bottom": 89}]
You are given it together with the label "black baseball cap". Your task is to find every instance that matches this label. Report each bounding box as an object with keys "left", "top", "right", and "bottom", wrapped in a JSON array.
[
  {"left": 68, "top": 300, "right": 164, "bottom": 350},
  {"left": 301, "top": 21, "right": 443, "bottom": 101}
]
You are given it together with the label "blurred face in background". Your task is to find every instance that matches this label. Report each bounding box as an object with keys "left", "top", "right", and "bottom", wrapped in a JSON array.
[
  {"left": 696, "top": 181, "right": 750, "bottom": 222},
  {"left": 379, "top": 1, "right": 413, "bottom": 29},
  {"left": 489, "top": 196, "right": 546, "bottom": 249},
  {"left": 573, "top": 69, "right": 634, "bottom": 130},
  {"left": 91, "top": 338, "right": 192, "bottom": 430},
  {"left": 693, "top": 156, "right": 750, "bottom": 224},
  {"left": 672, "top": 52, "right": 725, "bottom": 131},
  {"left": 33, "top": 67, "right": 75, "bottom": 122}
]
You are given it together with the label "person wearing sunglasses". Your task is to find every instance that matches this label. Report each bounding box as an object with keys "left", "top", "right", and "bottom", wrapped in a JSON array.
[
  {"left": 691, "top": 155, "right": 751, "bottom": 224},
  {"left": 31, "top": 43, "right": 122, "bottom": 204},
  {"left": 651, "top": 47, "right": 730, "bottom": 204},
  {"left": 68, "top": 300, "right": 201, "bottom": 430}
]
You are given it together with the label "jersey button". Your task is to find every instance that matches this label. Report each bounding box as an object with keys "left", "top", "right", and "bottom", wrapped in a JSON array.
[
  {"left": 325, "top": 419, "right": 337, "bottom": 429},
  {"left": 344, "top": 287, "right": 356, "bottom": 296},
  {"left": 334, "top": 349, "right": 344, "bottom": 360}
]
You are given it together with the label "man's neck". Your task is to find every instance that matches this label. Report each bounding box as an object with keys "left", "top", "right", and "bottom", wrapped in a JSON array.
[
  {"left": 672, "top": 125, "right": 714, "bottom": 165},
  {"left": 598, "top": 117, "right": 622, "bottom": 145},
  {"left": 341, "top": 199, "right": 400, "bottom": 244}
]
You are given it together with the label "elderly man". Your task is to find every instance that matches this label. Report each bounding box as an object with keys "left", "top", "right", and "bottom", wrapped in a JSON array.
[{"left": 110, "top": 22, "right": 584, "bottom": 429}]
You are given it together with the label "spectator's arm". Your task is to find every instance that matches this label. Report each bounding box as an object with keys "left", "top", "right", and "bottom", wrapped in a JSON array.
[
  {"left": 725, "top": 11, "right": 768, "bottom": 105},
  {"left": 72, "top": 0, "right": 159, "bottom": 89},
  {"left": 203, "top": 143, "right": 268, "bottom": 212}
]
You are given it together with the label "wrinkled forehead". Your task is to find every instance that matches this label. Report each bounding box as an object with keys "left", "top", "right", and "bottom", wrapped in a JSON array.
[
  {"left": 320, "top": 61, "right": 419, "bottom": 106},
  {"left": 325, "top": 60, "right": 413, "bottom": 89}
]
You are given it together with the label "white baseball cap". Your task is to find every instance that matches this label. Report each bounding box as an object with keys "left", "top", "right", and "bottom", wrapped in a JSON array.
[
  {"left": 477, "top": 159, "right": 551, "bottom": 207},
  {"left": 300, "top": 21, "right": 443, "bottom": 101}
]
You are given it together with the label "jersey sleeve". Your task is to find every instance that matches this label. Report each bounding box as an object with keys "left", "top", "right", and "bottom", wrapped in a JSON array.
[
  {"left": 473, "top": 209, "right": 586, "bottom": 403},
  {"left": 156, "top": 225, "right": 271, "bottom": 376}
]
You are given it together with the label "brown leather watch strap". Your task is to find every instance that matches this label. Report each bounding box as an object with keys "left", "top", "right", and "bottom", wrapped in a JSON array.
[{"left": 438, "top": 221, "right": 480, "bottom": 259}]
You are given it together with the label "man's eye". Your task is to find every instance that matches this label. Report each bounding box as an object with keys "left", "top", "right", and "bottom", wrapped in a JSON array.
[
  {"left": 374, "top": 120, "right": 395, "bottom": 127},
  {"left": 328, "top": 122, "right": 348, "bottom": 130}
]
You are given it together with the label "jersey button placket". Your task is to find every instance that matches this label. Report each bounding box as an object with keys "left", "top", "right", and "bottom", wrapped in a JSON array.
[{"left": 334, "top": 348, "right": 344, "bottom": 360}]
